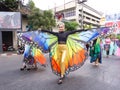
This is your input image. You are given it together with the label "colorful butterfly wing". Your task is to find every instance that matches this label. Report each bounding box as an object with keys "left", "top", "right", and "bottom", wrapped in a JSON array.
[
  {"left": 23, "top": 44, "right": 31, "bottom": 58},
  {"left": 21, "top": 31, "right": 38, "bottom": 43},
  {"left": 32, "top": 47, "right": 46, "bottom": 65},
  {"left": 74, "top": 28, "right": 100, "bottom": 43},
  {"left": 50, "top": 34, "right": 88, "bottom": 76},
  {"left": 49, "top": 29, "right": 101, "bottom": 76},
  {"left": 18, "top": 31, "right": 58, "bottom": 66},
  {"left": 66, "top": 34, "right": 88, "bottom": 72},
  {"left": 36, "top": 32, "right": 58, "bottom": 52},
  {"left": 18, "top": 31, "right": 58, "bottom": 52}
]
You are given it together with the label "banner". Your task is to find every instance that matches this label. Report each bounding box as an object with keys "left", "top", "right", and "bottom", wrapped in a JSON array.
[
  {"left": 105, "top": 13, "right": 120, "bottom": 34},
  {"left": 0, "top": 12, "right": 21, "bottom": 30}
]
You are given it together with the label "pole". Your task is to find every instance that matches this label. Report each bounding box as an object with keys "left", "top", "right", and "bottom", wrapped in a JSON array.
[
  {"left": 18, "top": 0, "right": 20, "bottom": 10},
  {"left": 78, "top": 0, "right": 87, "bottom": 29},
  {"left": 64, "top": 0, "right": 65, "bottom": 18},
  {"left": 81, "top": 3, "right": 83, "bottom": 29}
]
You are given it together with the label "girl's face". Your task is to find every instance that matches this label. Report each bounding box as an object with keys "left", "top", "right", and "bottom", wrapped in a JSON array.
[{"left": 58, "top": 25, "right": 65, "bottom": 32}]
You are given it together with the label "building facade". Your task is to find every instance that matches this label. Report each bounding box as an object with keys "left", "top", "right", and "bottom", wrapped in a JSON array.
[
  {"left": 0, "top": 12, "right": 28, "bottom": 52},
  {"left": 54, "top": 0, "right": 103, "bottom": 28},
  {"left": 0, "top": 1, "right": 29, "bottom": 52}
]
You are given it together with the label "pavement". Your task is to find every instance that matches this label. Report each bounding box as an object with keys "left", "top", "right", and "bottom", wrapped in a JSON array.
[
  {"left": 0, "top": 55, "right": 120, "bottom": 90},
  {"left": 0, "top": 51, "right": 18, "bottom": 56}
]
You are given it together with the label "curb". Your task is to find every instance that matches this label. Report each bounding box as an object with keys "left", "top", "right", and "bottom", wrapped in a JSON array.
[{"left": 0, "top": 53, "right": 18, "bottom": 56}]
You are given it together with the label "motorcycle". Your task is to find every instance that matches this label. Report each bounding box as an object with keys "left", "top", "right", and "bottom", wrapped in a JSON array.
[{"left": 17, "top": 45, "right": 24, "bottom": 54}]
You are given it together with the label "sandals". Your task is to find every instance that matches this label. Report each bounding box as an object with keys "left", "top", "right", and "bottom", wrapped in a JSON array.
[{"left": 20, "top": 66, "right": 26, "bottom": 71}]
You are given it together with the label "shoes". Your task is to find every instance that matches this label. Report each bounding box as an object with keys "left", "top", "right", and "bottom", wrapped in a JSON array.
[
  {"left": 34, "top": 67, "right": 38, "bottom": 70},
  {"left": 58, "top": 78, "right": 63, "bottom": 84},
  {"left": 20, "top": 66, "right": 26, "bottom": 71},
  {"left": 41, "top": 64, "right": 46, "bottom": 67},
  {"left": 27, "top": 68, "right": 31, "bottom": 71},
  {"left": 20, "top": 68, "right": 24, "bottom": 71},
  {"left": 95, "top": 63, "right": 99, "bottom": 66}
]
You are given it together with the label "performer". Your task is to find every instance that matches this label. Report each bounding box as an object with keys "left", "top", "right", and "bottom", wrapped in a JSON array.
[
  {"left": 115, "top": 39, "right": 120, "bottom": 56},
  {"left": 41, "top": 21, "right": 88, "bottom": 84},
  {"left": 18, "top": 14, "right": 102, "bottom": 84},
  {"left": 89, "top": 38, "right": 102, "bottom": 66},
  {"left": 20, "top": 44, "right": 46, "bottom": 71},
  {"left": 104, "top": 36, "right": 111, "bottom": 58},
  {"left": 109, "top": 39, "right": 115, "bottom": 55}
]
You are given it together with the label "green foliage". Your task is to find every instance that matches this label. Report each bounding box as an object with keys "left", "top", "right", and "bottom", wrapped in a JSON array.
[
  {"left": 42, "top": 10, "right": 56, "bottom": 30},
  {"left": 64, "top": 21, "right": 79, "bottom": 31},
  {"left": 83, "top": 24, "right": 93, "bottom": 29},
  {"left": 27, "top": 0, "right": 35, "bottom": 10},
  {"left": 117, "top": 34, "right": 120, "bottom": 40},
  {"left": 0, "top": 0, "right": 18, "bottom": 10},
  {"left": 110, "top": 34, "right": 116, "bottom": 39},
  {"left": 27, "top": 0, "right": 56, "bottom": 30},
  {"left": 28, "top": 7, "right": 43, "bottom": 30}
]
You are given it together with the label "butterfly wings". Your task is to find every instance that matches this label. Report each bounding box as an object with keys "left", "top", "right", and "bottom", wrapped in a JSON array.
[
  {"left": 50, "top": 28, "right": 101, "bottom": 76},
  {"left": 18, "top": 27, "right": 112, "bottom": 76},
  {"left": 18, "top": 31, "right": 58, "bottom": 52},
  {"left": 18, "top": 31, "right": 58, "bottom": 65},
  {"left": 36, "top": 32, "right": 58, "bottom": 52}
]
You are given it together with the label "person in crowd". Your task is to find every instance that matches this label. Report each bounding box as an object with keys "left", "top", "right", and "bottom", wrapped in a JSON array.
[
  {"left": 109, "top": 38, "right": 115, "bottom": 55},
  {"left": 104, "top": 36, "right": 111, "bottom": 58},
  {"left": 115, "top": 39, "right": 120, "bottom": 56},
  {"left": 89, "top": 38, "right": 102, "bottom": 66}
]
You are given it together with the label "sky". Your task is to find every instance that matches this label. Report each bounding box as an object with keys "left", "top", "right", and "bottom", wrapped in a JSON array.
[{"left": 24, "top": 0, "right": 120, "bottom": 14}]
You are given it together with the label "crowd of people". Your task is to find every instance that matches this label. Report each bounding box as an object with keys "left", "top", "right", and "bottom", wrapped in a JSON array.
[{"left": 88, "top": 35, "right": 120, "bottom": 66}]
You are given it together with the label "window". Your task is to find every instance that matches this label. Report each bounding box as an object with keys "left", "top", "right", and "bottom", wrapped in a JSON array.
[{"left": 65, "top": 9, "right": 76, "bottom": 17}]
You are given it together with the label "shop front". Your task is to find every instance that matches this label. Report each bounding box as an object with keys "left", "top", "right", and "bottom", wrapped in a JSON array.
[{"left": 0, "top": 12, "right": 21, "bottom": 52}]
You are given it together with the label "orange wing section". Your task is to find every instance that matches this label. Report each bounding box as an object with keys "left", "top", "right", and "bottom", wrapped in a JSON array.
[{"left": 50, "top": 44, "right": 88, "bottom": 76}]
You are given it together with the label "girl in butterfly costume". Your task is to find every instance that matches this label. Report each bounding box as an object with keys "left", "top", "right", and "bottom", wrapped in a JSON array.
[
  {"left": 41, "top": 22, "right": 89, "bottom": 84},
  {"left": 19, "top": 13, "right": 110, "bottom": 84},
  {"left": 19, "top": 24, "right": 103, "bottom": 84},
  {"left": 37, "top": 22, "right": 99, "bottom": 84}
]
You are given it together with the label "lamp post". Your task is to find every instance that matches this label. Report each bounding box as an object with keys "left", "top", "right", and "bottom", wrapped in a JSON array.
[{"left": 78, "top": 0, "right": 87, "bottom": 29}]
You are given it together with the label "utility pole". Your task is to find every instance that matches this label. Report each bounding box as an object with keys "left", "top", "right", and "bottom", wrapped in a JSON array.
[
  {"left": 63, "top": 0, "right": 65, "bottom": 20},
  {"left": 18, "top": 0, "right": 21, "bottom": 10},
  {"left": 78, "top": 0, "right": 87, "bottom": 29}
]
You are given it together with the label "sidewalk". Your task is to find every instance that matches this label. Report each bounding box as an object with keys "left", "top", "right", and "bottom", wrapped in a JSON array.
[{"left": 0, "top": 51, "right": 18, "bottom": 56}]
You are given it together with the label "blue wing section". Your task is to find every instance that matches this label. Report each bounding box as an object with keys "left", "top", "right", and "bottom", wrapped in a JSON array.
[
  {"left": 17, "top": 31, "right": 58, "bottom": 52},
  {"left": 69, "top": 27, "right": 113, "bottom": 43},
  {"left": 69, "top": 28, "right": 100, "bottom": 43},
  {"left": 23, "top": 44, "right": 31, "bottom": 58}
]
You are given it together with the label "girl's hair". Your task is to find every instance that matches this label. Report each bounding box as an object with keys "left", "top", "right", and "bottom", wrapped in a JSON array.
[
  {"left": 93, "top": 39, "right": 97, "bottom": 46},
  {"left": 57, "top": 21, "right": 65, "bottom": 28}
]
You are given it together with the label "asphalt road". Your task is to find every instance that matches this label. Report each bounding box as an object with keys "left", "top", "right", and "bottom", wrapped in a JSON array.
[{"left": 0, "top": 54, "right": 120, "bottom": 90}]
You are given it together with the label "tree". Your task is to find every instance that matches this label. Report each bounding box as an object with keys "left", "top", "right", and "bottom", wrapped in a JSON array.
[
  {"left": 27, "top": 0, "right": 56, "bottom": 30},
  {"left": 117, "top": 34, "right": 120, "bottom": 40},
  {"left": 42, "top": 10, "right": 56, "bottom": 30},
  {"left": 83, "top": 24, "right": 93, "bottom": 29},
  {"left": 64, "top": 21, "right": 79, "bottom": 31},
  {"left": 27, "top": 0, "right": 35, "bottom": 10},
  {"left": 27, "top": 7, "right": 43, "bottom": 30},
  {"left": 0, "top": 0, "right": 19, "bottom": 11}
]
